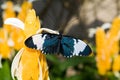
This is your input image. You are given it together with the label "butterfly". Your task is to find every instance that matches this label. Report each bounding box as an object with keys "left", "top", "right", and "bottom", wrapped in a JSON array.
[{"left": 25, "top": 32, "right": 92, "bottom": 58}]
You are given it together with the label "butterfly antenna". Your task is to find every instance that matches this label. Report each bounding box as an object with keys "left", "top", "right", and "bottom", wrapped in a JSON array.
[{"left": 36, "top": 28, "right": 59, "bottom": 34}]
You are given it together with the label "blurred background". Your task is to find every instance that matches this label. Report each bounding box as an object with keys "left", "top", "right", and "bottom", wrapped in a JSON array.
[{"left": 0, "top": 0, "right": 120, "bottom": 80}]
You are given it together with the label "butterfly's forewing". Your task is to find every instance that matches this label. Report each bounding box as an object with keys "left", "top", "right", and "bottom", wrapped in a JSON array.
[
  {"left": 25, "top": 33, "right": 60, "bottom": 54},
  {"left": 41, "top": 33, "right": 60, "bottom": 54},
  {"left": 61, "top": 36, "right": 92, "bottom": 57}
]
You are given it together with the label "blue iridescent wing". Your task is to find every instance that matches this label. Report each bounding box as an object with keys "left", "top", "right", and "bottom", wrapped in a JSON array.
[
  {"left": 60, "top": 36, "right": 92, "bottom": 57},
  {"left": 25, "top": 33, "right": 60, "bottom": 54}
]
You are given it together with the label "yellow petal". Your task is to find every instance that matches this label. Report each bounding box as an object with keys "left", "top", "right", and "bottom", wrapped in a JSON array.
[
  {"left": 4, "top": 18, "right": 25, "bottom": 50},
  {"left": 10, "top": 28, "right": 25, "bottom": 50},
  {"left": 20, "top": 48, "right": 40, "bottom": 80},
  {"left": 17, "top": 1, "right": 32, "bottom": 22},
  {"left": 112, "top": 55, "right": 120, "bottom": 72},
  {"left": 6, "top": 1, "right": 14, "bottom": 10},
  {"left": 0, "top": 41, "right": 11, "bottom": 58},
  {"left": 11, "top": 48, "right": 24, "bottom": 80},
  {"left": 24, "top": 9, "right": 40, "bottom": 37},
  {"left": 0, "top": 28, "right": 7, "bottom": 40},
  {"left": 3, "top": 1, "right": 16, "bottom": 21},
  {"left": 21, "top": 1, "right": 32, "bottom": 12},
  {"left": 39, "top": 53, "right": 49, "bottom": 80},
  {"left": 0, "top": 28, "right": 11, "bottom": 58},
  {"left": 96, "top": 28, "right": 106, "bottom": 56}
]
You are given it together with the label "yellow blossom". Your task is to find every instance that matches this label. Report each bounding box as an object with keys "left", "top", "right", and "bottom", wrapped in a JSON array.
[
  {"left": 108, "top": 17, "right": 120, "bottom": 38},
  {"left": 96, "top": 28, "right": 106, "bottom": 56},
  {"left": 3, "top": 1, "right": 16, "bottom": 33},
  {"left": 3, "top": 1, "right": 32, "bottom": 50},
  {"left": 106, "top": 17, "right": 120, "bottom": 56},
  {"left": 17, "top": 1, "right": 32, "bottom": 22},
  {"left": 0, "top": 28, "right": 12, "bottom": 58},
  {"left": 3, "top": 1, "right": 16, "bottom": 20},
  {"left": 96, "top": 28, "right": 111, "bottom": 75},
  {"left": 0, "top": 1, "right": 17, "bottom": 59},
  {"left": 10, "top": 28, "right": 25, "bottom": 50},
  {"left": 7, "top": 9, "right": 49, "bottom": 80},
  {"left": 96, "top": 17, "right": 120, "bottom": 76},
  {"left": 112, "top": 55, "right": 120, "bottom": 72}
]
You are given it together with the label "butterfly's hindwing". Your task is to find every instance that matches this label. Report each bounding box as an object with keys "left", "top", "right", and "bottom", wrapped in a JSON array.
[
  {"left": 78, "top": 45, "right": 92, "bottom": 56},
  {"left": 60, "top": 37, "right": 74, "bottom": 57},
  {"left": 61, "top": 36, "right": 92, "bottom": 57},
  {"left": 72, "top": 38, "right": 92, "bottom": 56}
]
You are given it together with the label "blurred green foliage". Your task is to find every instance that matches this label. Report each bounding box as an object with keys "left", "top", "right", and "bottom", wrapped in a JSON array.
[
  {"left": 0, "top": 60, "right": 12, "bottom": 80},
  {"left": 46, "top": 55, "right": 119, "bottom": 80},
  {"left": 46, "top": 55, "right": 97, "bottom": 80},
  {"left": 0, "top": 55, "right": 119, "bottom": 80}
]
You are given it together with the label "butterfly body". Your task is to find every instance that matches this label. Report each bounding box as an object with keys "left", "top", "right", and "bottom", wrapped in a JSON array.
[{"left": 25, "top": 33, "right": 92, "bottom": 57}]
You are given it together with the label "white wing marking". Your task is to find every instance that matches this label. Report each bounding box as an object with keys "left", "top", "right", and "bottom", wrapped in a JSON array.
[
  {"left": 73, "top": 39, "right": 87, "bottom": 56},
  {"left": 32, "top": 34, "right": 46, "bottom": 50}
]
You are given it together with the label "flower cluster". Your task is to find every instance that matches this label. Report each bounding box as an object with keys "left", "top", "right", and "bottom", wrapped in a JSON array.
[
  {"left": 0, "top": 1, "right": 31, "bottom": 59},
  {"left": 96, "top": 17, "right": 120, "bottom": 76},
  {"left": 0, "top": 1, "right": 49, "bottom": 80}
]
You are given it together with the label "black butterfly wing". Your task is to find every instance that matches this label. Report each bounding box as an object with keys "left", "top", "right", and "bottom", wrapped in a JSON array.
[
  {"left": 25, "top": 33, "right": 92, "bottom": 57},
  {"left": 25, "top": 33, "right": 60, "bottom": 54},
  {"left": 60, "top": 36, "right": 92, "bottom": 57}
]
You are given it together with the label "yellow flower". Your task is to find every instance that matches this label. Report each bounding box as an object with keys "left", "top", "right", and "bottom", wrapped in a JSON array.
[
  {"left": 5, "top": 9, "right": 49, "bottom": 80},
  {"left": 108, "top": 17, "right": 120, "bottom": 39},
  {"left": 3, "top": 1, "right": 32, "bottom": 50},
  {"left": 96, "top": 28, "right": 111, "bottom": 75},
  {"left": 3, "top": 1, "right": 16, "bottom": 33},
  {"left": 107, "top": 17, "right": 120, "bottom": 73},
  {"left": 112, "top": 55, "right": 120, "bottom": 72},
  {"left": 17, "top": 1, "right": 32, "bottom": 22},
  {"left": 10, "top": 28, "right": 25, "bottom": 50},
  {"left": 95, "top": 17, "right": 120, "bottom": 75},
  {"left": 0, "top": 28, "right": 12, "bottom": 59},
  {"left": 0, "top": 1, "right": 18, "bottom": 60},
  {"left": 106, "top": 17, "right": 120, "bottom": 56},
  {"left": 3, "top": 1, "right": 16, "bottom": 20},
  {"left": 4, "top": 18, "right": 25, "bottom": 50}
]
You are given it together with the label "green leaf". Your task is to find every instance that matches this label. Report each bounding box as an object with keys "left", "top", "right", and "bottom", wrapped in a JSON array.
[{"left": 0, "top": 60, "right": 12, "bottom": 80}]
